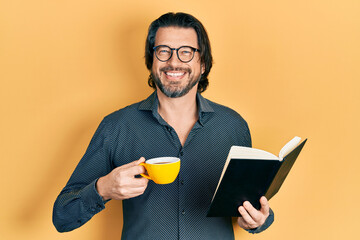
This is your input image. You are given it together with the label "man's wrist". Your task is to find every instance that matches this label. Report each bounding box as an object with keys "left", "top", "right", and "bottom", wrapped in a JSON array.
[{"left": 95, "top": 176, "right": 110, "bottom": 201}]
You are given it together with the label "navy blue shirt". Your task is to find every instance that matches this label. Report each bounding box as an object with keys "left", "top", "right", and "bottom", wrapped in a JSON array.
[{"left": 53, "top": 92, "right": 274, "bottom": 239}]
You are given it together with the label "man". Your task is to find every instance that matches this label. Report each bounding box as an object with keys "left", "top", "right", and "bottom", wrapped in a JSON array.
[{"left": 53, "top": 12, "right": 274, "bottom": 239}]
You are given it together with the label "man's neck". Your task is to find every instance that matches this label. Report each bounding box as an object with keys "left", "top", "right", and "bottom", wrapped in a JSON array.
[
  {"left": 156, "top": 88, "right": 199, "bottom": 146},
  {"left": 156, "top": 88, "right": 198, "bottom": 121}
]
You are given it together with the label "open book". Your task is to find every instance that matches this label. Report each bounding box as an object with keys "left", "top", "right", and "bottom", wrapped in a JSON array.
[{"left": 207, "top": 136, "right": 307, "bottom": 217}]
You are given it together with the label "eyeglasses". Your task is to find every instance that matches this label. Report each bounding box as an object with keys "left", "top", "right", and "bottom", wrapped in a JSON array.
[{"left": 153, "top": 45, "right": 200, "bottom": 63}]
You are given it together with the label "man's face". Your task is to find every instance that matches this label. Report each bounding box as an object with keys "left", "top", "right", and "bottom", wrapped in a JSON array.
[{"left": 151, "top": 27, "right": 205, "bottom": 98}]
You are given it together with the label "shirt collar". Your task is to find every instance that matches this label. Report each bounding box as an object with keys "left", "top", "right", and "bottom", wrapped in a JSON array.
[
  {"left": 138, "top": 91, "right": 157, "bottom": 111},
  {"left": 196, "top": 93, "right": 214, "bottom": 126},
  {"left": 138, "top": 91, "right": 214, "bottom": 125}
]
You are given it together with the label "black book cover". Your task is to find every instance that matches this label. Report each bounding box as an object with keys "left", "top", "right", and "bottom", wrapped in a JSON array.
[{"left": 207, "top": 139, "right": 307, "bottom": 217}]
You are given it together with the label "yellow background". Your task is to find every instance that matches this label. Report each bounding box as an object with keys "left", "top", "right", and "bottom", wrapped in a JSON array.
[{"left": 1, "top": 0, "right": 359, "bottom": 239}]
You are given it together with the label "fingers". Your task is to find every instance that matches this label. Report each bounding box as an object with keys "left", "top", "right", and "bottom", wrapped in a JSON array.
[
  {"left": 97, "top": 158, "right": 150, "bottom": 201},
  {"left": 123, "top": 174, "right": 148, "bottom": 188},
  {"left": 118, "top": 157, "right": 147, "bottom": 176},
  {"left": 237, "top": 197, "right": 270, "bottom": 229},
  {"left": 119, "top": 180, "right": 148, "bottom": 198},
  {"left": 127, "top": 164, "right": 147, "bottom": 176},
  {"left": 244, "top": 201, "right": 263, "bottom": 223},
  {"left": 238, "top": 205, "right": 257, "bottom": 229},
  {"left": 121, "top": 157, "right": 146, "bottom": 169},
  {"left": 136, "top": 157, "right": 146, "bottom": 164}
]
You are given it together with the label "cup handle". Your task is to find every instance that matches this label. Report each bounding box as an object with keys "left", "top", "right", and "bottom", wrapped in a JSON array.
[{"left": 139, "top": 163, "right": 151, "bottom": 180}]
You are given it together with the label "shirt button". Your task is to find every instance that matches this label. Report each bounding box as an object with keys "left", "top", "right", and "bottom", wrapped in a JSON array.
[
  {"left": 180, "top": 151, "right": 184, "bottom": 156},
  {"left": 181, "top": 210, "right": 185, "bottom": 215},
  {"left": 180, "top": 180, "right": 184, "bottom": 185}
]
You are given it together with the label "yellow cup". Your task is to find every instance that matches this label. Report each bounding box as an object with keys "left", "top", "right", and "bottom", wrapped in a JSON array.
[{"left": 139, "top": 157, "right": 181, "bottom": 184}]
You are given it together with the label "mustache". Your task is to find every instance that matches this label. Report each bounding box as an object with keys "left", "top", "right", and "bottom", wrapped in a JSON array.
[{"left": 160, "top": 66, "right": 191, "bottom": 73}]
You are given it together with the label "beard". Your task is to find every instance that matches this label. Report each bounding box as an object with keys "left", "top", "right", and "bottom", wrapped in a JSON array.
[{"left": 151, "top": 66, "right": 201, "bottom": 98}]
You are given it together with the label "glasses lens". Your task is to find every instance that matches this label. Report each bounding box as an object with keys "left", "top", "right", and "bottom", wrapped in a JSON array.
[
  {"left": 155, "top": 46, "right": 172, "bottom": 61},
  {"left": 178, "top": 46, "right": 194, "bottom": 62}
]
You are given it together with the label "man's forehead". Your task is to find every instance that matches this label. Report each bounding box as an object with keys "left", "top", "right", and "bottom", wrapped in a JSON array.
[{"left": 154, "top": 26, "right": 198, "bottom": 47}]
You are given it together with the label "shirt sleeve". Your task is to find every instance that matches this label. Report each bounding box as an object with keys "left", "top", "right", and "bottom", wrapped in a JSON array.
[{"left": 52, "top": 118, "right": 113, "bottom": 232}]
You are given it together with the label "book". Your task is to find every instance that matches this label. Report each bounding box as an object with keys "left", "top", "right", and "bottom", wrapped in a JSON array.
[{"left": 207, "top": 136, "right": 307, "bottom": 217}]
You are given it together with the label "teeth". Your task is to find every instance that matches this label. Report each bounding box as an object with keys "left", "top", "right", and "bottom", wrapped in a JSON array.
[{"left": 165, "top": 72, "right": 185, "bottom": 77}]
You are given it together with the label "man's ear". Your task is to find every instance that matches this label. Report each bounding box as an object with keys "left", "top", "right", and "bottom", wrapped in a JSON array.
[{"left": 201, "top": 63, "right": 205, "bottom": 74}]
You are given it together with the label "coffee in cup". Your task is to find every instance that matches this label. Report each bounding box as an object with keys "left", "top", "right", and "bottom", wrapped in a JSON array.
[{"left": 139, "top": 157, "right": 180, "bottom": 184}]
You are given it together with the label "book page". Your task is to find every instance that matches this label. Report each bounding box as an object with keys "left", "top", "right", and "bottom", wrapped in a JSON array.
[
  {"left": 278, "top": 136, "right": 301, "bottom": 160},
  {"left": 230, "top": 146, "right": 279, "bottom": 160}
]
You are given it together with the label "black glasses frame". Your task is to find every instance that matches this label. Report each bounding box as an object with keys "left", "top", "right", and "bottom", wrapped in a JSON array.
[{"left": 153, "top": 45, "right": 200, "bottom": 63}]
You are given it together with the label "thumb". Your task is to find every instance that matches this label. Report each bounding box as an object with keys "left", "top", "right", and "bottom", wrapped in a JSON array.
[
  {"left": 260, "top": 196, "right": 270, "bottom": 215},
  {"left": 136, "top": 157, "right": 146, "bottom": 164},
  {"left": 120, "top": 157, "right": 146, "bottom": 170}
]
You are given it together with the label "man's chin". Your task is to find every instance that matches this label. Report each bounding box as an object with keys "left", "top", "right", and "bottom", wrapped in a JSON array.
[
  {"left": 152, "top": 73, "right": 200, "bottom": 98},
  {"left": 159, "top": 88, "right": 187, "bottom": 98}
]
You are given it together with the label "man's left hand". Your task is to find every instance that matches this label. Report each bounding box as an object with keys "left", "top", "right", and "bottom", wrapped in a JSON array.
[{"left": 237, "top": 196, "right": 270, "bottom": 230}]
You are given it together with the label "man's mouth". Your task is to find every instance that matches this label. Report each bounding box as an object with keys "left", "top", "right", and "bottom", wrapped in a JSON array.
[
  {"left": 165, "top": 72, "right": 185, "bottom": 77},
  {"left": 160, "top": 67, "right": 191, "bottom": 79}
]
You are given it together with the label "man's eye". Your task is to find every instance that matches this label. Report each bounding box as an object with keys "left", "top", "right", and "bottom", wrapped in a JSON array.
[
  {"left": 159, "top": 49, "right": 170, "bottom": 54},
  {"left": 180, "top": 50, "right": 192, "bottom": 56}
]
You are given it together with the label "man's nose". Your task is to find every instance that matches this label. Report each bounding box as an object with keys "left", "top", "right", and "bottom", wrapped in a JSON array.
[{"left": 167, "top": 51, "right": 182, "bottom": 66}]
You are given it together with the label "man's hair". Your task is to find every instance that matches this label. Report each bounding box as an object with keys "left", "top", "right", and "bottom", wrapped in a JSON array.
[{"left": 145, "top": 12, "right": 213, "bottom": 93}]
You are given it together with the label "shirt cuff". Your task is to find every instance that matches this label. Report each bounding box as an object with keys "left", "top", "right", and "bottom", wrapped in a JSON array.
[
  {"left": 80, "top": 179, "right": 107, "bottom": 214},
  {"left": 246, "top": 208, "right": 274, "bottom": 234}
]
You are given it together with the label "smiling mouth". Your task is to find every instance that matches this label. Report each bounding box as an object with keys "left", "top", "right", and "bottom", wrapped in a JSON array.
[
  {"left": 160, "top": 67, "right": 191, "bottom": 79},
  {"left": 165, "top": 72, "right": 185, "bottom": 77}
]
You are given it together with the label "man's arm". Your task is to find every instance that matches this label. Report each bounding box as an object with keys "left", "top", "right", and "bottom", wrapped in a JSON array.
[
  {"left": 53, "top": 158, "right": 148, "bottom": 232},
  {"left": 53, "top": 178, "right": 106, "bottom": 232},
  {"left": 52, "top": 118, "right": 148, "bottom": 232}
]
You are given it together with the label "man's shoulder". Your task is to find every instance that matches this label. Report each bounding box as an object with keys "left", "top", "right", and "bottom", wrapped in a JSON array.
[
  {"left": 205, "top": 98, "right": 248, "bottom": 123},
  {"left": 102, "top": 100, "right": 147, "bottom": 124}
]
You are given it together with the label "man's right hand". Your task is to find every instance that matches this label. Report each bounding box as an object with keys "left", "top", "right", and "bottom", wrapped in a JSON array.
[{"left": 96, "top": 157, "right": 149, "bottom": 201}]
